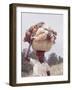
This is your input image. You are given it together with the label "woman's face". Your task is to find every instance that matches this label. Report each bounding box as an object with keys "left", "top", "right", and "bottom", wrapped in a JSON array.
[{"left": 36, "top": 51, "right": 45, "bottom": 60}]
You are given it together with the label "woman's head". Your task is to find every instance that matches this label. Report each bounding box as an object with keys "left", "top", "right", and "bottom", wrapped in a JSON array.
[{"left": 36, "top": 51, "right": 45, "bottom": 63}]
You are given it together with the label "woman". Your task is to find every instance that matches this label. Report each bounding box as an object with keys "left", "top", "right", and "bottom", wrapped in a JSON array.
[{"left": 23, "top": 22, "right": 57, "bottom": 76}]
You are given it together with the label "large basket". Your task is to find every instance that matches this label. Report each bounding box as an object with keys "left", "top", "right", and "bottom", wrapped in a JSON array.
[{"left": 32, "top": 40, "right": 53, "bottom": 52}]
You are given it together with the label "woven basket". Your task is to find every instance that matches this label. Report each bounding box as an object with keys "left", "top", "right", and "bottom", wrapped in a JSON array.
[{"left": 32, "top": 40, "right": 53, "bottom": 51}]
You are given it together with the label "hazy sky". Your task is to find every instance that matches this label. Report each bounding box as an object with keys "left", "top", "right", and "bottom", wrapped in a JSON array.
[{"left": 21, "top": 12, "right": 63, "bottom": 58}]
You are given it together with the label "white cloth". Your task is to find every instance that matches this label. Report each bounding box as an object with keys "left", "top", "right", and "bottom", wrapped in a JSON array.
[{"left": 30, "top": 58, "right": 50, "bottom": 76}]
